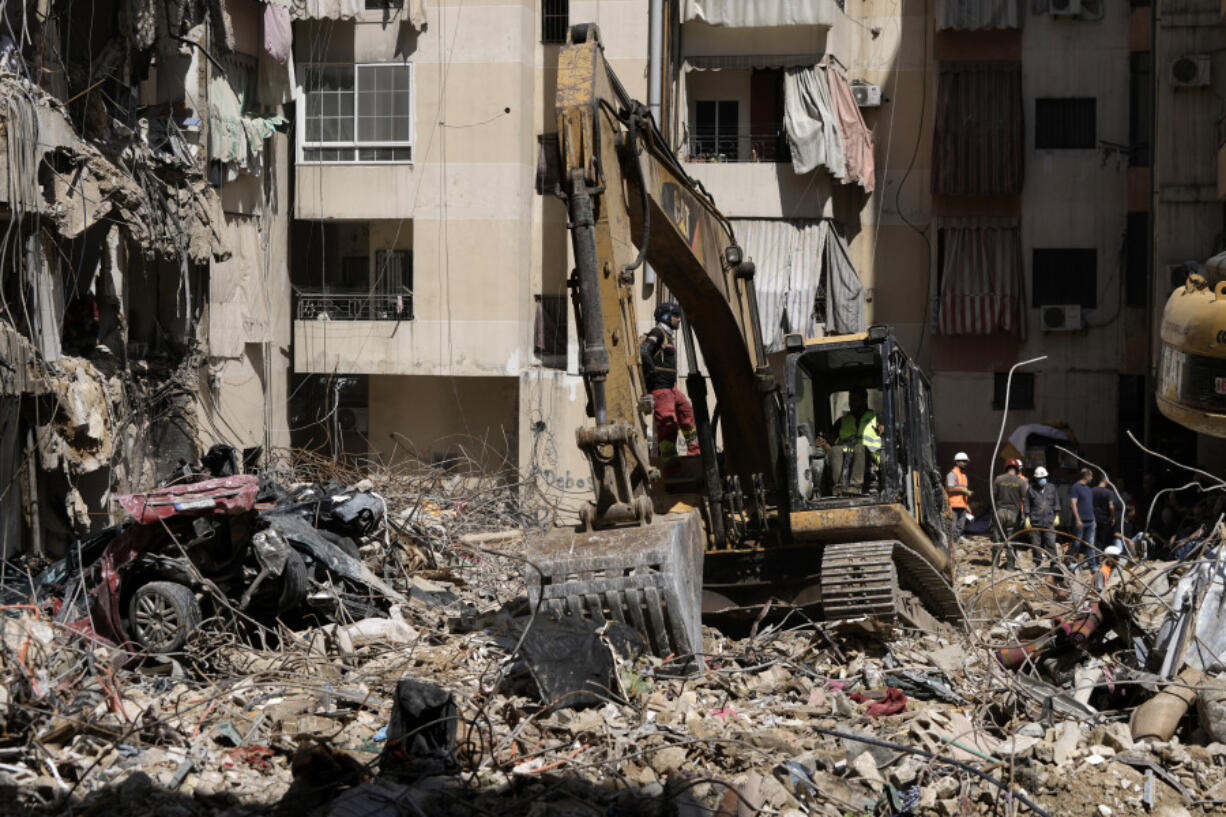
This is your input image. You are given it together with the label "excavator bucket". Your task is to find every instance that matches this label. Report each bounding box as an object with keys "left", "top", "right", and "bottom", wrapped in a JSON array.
[{"left": 525, "top": 511, "right": 706, "bottom": 664}]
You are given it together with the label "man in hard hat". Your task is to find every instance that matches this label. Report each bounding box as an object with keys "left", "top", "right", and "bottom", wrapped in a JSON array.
[
  {"left": 641, "top": 302, "right": 699, "bottom": 466},
  {"left": 946, "top": 453, "right": 972, "bottom": 543},
  {"left": 817, "top": 385, "right": 883, "bottom": 495},
  {"left": 992, "top": 458, "right": 1027, "bottom": 570},
  {"left": 1025, "top": 465, "right": 1061, "bottom": 567}
]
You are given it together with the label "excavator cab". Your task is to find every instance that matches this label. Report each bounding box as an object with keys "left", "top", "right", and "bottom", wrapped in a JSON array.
[{"left": 784, "top": 329, "right": 952, "bottom": 556}]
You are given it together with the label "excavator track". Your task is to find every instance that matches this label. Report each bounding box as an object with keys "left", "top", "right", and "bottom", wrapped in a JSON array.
[{"left": 821, "top": 540, "right": 963, "bottom": 630}]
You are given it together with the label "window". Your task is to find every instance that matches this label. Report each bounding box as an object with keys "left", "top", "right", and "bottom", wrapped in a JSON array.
[
  {"left": 931, "top": 62, "right": 1024, "bottom": 196},
  {"left": 220, "top": 54, "right": 260, "bottom": 115},
  {"left": 1032, "top": 248, "right": 1097, "bottom": 308},
  {"left": 993, "top": 372, "right": 1035, "bottom": 411},
  {"left": 536, "top": 134, "right": 561, "bottom": 194},
  {"left": 542, "top": 0, "right": 569, "bottom": 44},
  {"left": 1035, "top": 98, "right": 1096, "bottom": 149},
  {"left": 1125, "top": 212, "right": 1149, "bottom": 308},
  {"left": 535, "top": 294, "right": 568, "bottom": 366},
  {"left": 1130, "top": 53, "right": 1152, "bottom": 166},
  {"left": 300, "top": 64, "right": 414, "bottom": 164},
  {"left": 693, "top": 100, "right": 740, "bottom": 161},
  {"left": 374, "top": 250, "right": 413, "bottom": 319}
]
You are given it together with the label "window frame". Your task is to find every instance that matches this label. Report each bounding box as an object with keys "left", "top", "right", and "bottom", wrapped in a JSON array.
[
  {"left": 541, "top": 0, "right": 570, "bottom": 44},
  {"left": 692, "top": 99, "right": 741, "bottom": 161},
  {"left": 1032, "top": 247, "right": 1098, "bottom": 309},
  {"left": 1034, "top": 97, "right": 1097, "bottom": 150},
  {"left": 993, "top": 372, "right": 1036, "bottom": 411},
  {"left": 297, "top": 62, "right": 416, "bottom": 165}
]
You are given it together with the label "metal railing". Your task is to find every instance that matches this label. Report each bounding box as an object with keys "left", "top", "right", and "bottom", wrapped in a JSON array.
[
  {"left": 687, "top": 131, "right": 791, "bottom": 163},
  {"left": 296, "top": 292, "right": 413, "bottom": 321}
]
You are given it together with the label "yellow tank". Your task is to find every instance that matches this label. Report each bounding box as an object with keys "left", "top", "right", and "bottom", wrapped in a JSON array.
[{"left": 1157, "top": 273, "right": 1226, "bottom": 437}]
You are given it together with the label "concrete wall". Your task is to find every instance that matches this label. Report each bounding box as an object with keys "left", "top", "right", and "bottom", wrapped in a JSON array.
[{"left": 368, "top": 373, "right": 520, "bottom": 472}]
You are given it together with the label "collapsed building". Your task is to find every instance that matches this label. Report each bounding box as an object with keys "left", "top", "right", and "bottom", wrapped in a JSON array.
[{"left": 0, "top": 0, "right": 296, "bottom": 558}]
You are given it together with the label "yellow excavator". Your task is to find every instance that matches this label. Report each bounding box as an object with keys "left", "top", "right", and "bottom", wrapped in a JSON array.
[
  {"left": 1157, "top": 272, "right": 1226, "bottom": 437},
  {"left": 528, "top": 26, "right": 962, "bottom": 660}
]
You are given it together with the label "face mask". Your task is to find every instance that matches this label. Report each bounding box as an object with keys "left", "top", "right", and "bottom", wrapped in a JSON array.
[{"left": 1038, "top": 478, "right": 1047, "bottom": 486}]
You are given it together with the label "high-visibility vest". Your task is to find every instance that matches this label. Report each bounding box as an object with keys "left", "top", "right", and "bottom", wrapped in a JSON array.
[
  {"left": 947, "top": 467, "right": 968, "bottom": 510},
  {"left": 835, "top": 411, "right": 881, "bottom": 455}
]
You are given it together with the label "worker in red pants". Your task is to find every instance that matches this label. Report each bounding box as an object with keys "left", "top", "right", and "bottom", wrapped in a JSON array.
[{"left": 641, "top": 302, "right": 699, "bottom": 464}]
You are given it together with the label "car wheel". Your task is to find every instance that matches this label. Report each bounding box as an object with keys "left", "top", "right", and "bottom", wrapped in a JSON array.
[
  {"left": 275, "top": 549, "right": 309, "bottom": 614},
  {"left": 128, "top": 581, "right": 201, "bottom": 653}
]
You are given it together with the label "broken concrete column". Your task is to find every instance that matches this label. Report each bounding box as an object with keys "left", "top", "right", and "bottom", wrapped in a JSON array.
[{"left": 25, "top": 231, "right": 62, "bottom": 362}]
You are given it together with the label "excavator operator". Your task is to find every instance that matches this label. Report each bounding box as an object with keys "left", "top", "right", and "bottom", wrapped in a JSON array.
[
  {"left": 641, "top": 302, "right": 700, "bottom": 465},
  {"left": 817, "top": 386, "right": 884, "bottom": 495}
]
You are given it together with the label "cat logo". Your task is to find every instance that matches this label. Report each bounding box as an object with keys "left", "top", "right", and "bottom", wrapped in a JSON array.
[{"left": 660, "top": 181, "right": 700, "bottom": 252}]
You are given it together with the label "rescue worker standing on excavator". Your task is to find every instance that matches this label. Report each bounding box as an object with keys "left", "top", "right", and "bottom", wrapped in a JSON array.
[
  {"left": 817, "top": 386, "right": 883, "bottom": 495},
  {"left": 641, "top": 302, "right": 699, "bottom": 464}
]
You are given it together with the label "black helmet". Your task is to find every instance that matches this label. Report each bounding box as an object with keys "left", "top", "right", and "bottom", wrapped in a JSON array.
[{"left": 654, "top": 302, "right": 681, "bottom": 323}]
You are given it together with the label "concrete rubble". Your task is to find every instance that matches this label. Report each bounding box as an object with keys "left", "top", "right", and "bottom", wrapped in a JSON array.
[{"left": 0, "top": 455, "right": 1223, "bottom": 817}]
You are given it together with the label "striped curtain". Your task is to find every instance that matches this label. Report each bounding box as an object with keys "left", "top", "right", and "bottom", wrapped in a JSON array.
[
  {"left": 931, "top": 62, "right": 1024, "bottom": 196},
  {"left": 935, "top": 218, "right": 1026, "bottom": 339}
]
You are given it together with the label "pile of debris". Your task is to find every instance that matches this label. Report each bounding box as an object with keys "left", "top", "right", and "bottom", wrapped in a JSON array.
[{"left": 2, "top": 458, "right": 1226, "bottom": 817}]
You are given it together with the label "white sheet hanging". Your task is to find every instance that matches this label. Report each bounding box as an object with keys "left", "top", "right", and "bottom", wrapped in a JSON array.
[{"left": 783, "top": 65, "right": 844, "bottom": 178}]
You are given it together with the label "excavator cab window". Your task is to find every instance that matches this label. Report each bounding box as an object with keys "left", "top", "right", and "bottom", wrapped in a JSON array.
[{"left": 788, "top": 342, "right": 893, "bottom": 504}]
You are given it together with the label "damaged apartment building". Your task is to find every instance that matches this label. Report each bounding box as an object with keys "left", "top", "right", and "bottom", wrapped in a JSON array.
[{"left": 0, "top": 0, "right": 295, "bottom": 558}]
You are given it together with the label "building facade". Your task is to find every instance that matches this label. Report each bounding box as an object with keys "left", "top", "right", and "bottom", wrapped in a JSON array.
[
  {"left": 0, "top": 0, "right": 294, "bottom": 556},
  {"left": 284, "top": 0, "right": 1226, "bottom": 517}
]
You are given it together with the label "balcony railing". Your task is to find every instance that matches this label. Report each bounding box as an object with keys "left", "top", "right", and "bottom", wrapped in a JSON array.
[
  {"left": 687, "top": 131, "right": 791, "bottom": 163},
  {"left": 296, "top": 292, "right": 413, "bottom": 321}
]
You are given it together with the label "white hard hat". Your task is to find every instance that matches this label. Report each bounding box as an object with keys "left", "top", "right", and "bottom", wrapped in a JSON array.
[
  {"left": 1033, "top": 466, "right": 1049, "bottom": 479},
  {"left": 954, "top": 452, "right": 969, "bottom": 462},
  {"left": 1104, "top": 544, "right": 1123, "bottom": 557}
]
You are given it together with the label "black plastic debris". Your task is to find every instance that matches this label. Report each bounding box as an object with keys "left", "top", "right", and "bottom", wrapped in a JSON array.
[
  {"left": 380, "top": 680, "right": 459, "bottom": 778},
  {"left": 510, "top": 615, "right": 644, "bottom": 713}
]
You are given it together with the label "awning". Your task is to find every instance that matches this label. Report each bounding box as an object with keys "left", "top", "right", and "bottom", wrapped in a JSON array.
[
  {"left": 732, "top": 218, "right": 865, "bottom": 352},
  {"left": 684, "top": 0, "right": 833, "bottom": 27},
  {"left": 934, "top": 217, "right": 1026, "bottom": 339},
  {"left": 289, "top": 0, "right": 427, "bottom": 27},
  {"left": 936, "top": 0, "right": 1022, "bottom": 30},
  {"left": 931, "top": 61, "right": 1024, "bottom": 196},
  {"left": 684, "top": 54, "right": 818, "bottom": 71}
]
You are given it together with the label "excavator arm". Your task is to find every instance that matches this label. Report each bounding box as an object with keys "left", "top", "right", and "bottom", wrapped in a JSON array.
[{"left": 555, "top": 25, "right": 781, "bottom": 534}]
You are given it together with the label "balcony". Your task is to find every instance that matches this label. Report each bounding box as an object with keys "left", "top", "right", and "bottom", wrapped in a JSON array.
[
  {"left": 687, "top": 130, "right": 791, "bottom": 164},
  {"left": 293, "top": 311, "right": 526, "bottom": 377},
  {"left": 296, "top": 292, "right": 412, "bottom": 321}
]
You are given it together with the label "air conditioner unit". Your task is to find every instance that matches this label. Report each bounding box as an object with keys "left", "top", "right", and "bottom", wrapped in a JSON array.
[
  {"left": 1170, "top": 54, "right": 1211, "bottom": 88},
  {"left": 1049, "top": 0, "right": 1082, "bottom": 17},
  {"left": 851, "top": 83, "right": 881, "bottom": 107},
  {"left": 1040, "top": 304, "right": 1084, "bottom": 332},
  {"left": 337, "top": 407, "right": 369, "bottom": 434}
]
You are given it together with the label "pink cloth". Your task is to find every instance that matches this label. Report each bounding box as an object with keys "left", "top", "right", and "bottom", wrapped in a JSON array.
[
  {"left": 264, "top": 3, "right": 292, "bottom": 64},
  {"left": 825, "top": 69, "right": 875, "bottom": 193}
]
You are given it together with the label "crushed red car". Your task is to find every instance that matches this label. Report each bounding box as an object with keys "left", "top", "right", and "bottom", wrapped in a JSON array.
[{"left": 31, "top": 472, "right": 402, "bottom": 653}]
